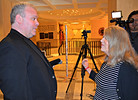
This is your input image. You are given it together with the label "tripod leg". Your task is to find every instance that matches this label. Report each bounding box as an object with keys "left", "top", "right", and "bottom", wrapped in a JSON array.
[
  {"left": 80, "top": 65, "right": 85, "bottom": 100},
  {"left": 80, "top": 74, "right": 84, "bottom": 100},
  {"left": 66, "top": 50, "right": 83, "bottom": 93},
  {"left": 87, "top": 47, "right": 99, "bottom": 72},
  {"left": 80, "top": 50, "right": 87, "bottom": 100}
]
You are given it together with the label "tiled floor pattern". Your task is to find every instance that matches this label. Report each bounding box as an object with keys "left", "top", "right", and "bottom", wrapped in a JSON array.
[{"left": 0, "top": 55, "right": 104, "bottom": 100}]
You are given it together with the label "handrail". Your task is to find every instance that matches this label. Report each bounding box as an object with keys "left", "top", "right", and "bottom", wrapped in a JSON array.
[
  {"left": 60, "top": 39, "right": 104, "bottom": 57},
  {"left": 37, "top": 38, "right": 104, "bottom": 57}
]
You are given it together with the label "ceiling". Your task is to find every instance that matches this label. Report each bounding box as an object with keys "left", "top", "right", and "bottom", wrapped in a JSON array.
[{"left": 10, "top": 0, "right": 108, "bottom": 24}]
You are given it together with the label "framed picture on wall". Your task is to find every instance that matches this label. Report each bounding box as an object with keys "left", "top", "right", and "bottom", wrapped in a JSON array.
[
  {"left": 40, "top": 33, "right": 45, "bottom": 39},
  {"left": 49, "top": 32, "right": 53, "bottom": 39},
  {"left": 45, "top": 33, "right": 48, "bottom": 38}
]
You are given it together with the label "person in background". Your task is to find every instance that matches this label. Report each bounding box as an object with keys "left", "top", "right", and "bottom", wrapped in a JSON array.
[
  {"left": 0, "top": 3, "right": 57, "bottom": 100},
  {"left": 58, "top": 24, "right": 65, "bottom": 55},
  {"left": 126, "top": 10, "right": 138, "bottom": 53},
  {"left": 82, "top": 26, "right": 138, "bottom": 100}
]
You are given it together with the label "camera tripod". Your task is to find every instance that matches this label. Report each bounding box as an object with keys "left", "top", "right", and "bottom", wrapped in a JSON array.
[{"left": 66, "top": 30, "right": 99, "bottom": 100}]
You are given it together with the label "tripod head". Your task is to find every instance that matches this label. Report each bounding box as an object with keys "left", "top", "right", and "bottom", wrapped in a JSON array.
[{"left": 82, "top": 30, "right": 91, "bottom": 40}]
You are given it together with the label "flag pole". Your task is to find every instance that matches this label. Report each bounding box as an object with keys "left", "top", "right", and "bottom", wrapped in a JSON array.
[{"left": 65, "top": 25, "right": 68, "bottom": 77}]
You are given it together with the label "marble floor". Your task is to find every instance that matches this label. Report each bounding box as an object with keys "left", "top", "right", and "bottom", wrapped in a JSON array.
[{"left": 0, "top": 55, "right": 104, "bottom": 100}]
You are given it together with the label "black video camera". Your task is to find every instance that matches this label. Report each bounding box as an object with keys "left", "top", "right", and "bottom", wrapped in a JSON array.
[
  {"left": 82, "top": 30, "right": 91, "bottom": 37},
  {"left": 110, "top": 11, "right": 134, "bottom": 29}
]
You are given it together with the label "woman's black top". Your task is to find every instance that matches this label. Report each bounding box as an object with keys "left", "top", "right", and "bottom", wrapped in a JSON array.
[{"left": 89, "top": 61, "right": 138, "bottom": 100}]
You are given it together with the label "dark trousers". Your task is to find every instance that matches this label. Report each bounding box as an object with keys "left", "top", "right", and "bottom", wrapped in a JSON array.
[{"left": 58, "top": 41, "right": 63, "bottom": 55}]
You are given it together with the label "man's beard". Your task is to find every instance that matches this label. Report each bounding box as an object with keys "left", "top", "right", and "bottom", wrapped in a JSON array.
[{"left": 130, "top": 25, "right": 138, "bottom": 32}]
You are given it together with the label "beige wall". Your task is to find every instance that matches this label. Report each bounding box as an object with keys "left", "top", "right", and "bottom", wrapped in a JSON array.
[
  {"left": 90, "top": 17, "right": 108, "bottom": 39},
  {"left": 0, "top": 0, "right": 12, "bottom": 41},
  {"left": 64, "top": 23, "right": 91, "bottom": 40},
  {"left": 0, "top": 0, "right": 3, "bottom": 41},
  {"left": 108, "top": 0, "right": 117, "bottom": 26},
  {"left": 59, "top": 17, "right": 108, "bottom": 41},
  {"left": 117, "top": 0, "right": 138, "bottom": 20}
]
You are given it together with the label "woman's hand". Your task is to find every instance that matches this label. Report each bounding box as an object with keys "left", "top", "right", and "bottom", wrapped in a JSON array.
[
  {"left": 82, "top": 58, "right": 92, "bottom": 74},
  {"left": 82, "top": 58, "right": 89, "bottom": 69}
]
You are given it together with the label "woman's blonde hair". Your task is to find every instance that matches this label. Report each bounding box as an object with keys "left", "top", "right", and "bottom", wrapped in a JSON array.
[{"left": 104, "top": 26, "right": 138, "bottom": 69}]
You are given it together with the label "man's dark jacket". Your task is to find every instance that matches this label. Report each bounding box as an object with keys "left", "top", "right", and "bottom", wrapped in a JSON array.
[
  {"left": 129, "top": 32, "right": 138, "bottom": 54},
  {"left": 0, "top": 29, "right": 57, "bottom": 100}
]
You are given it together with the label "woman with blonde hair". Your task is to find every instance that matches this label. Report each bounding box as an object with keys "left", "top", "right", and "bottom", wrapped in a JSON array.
[{"left": 82, "top": 26, "right": 138, "bottom": 100}]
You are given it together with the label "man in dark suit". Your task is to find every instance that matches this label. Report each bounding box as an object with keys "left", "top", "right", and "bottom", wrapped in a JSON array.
[{"left": 0, "top": 3, "right": 57, "bottom": 100}]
